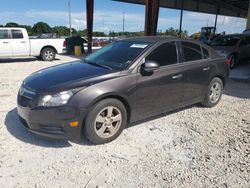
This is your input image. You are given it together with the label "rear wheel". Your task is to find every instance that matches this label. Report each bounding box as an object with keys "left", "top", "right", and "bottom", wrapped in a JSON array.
[
  {"left": 41, "top": 47, "right": 56, "bottom": 61},
  {"left": 84, "top": 99, "right": 127, "bottom": 144},
  {"left": 202, "top": 77, "right": 223, "bottom": 107},
  {"left": 229, "top": 54, "right": 238, "bottom": 69}
]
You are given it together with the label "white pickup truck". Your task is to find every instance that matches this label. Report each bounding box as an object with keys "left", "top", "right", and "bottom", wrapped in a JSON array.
[{"left": 0, "top": 28, "right": 66, "bottom": 61}]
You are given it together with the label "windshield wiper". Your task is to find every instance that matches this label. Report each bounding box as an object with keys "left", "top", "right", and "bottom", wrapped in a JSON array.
[{"left": 84, "top": 60, "right": 113, "bottom": 70}]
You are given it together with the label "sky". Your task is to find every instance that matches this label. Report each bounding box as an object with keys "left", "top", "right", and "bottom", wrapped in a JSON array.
[{"left": 0, "top": 0, "right": 247, "bottom": 35}]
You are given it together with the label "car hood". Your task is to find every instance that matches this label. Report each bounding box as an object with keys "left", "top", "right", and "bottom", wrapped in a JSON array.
[{"left": 23, "top": 61, "right": 117, "bottom": 93}]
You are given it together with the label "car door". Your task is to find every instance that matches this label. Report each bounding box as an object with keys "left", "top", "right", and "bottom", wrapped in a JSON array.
[
  {"left": 179, "top": 41, "right": 212, "bottom": 104},
  {"left": 10, "top": 29, "right": 29, "bottom": 56},
  {"left": 0, "top": 29, "right": 12, "bottom": 56},
  {"left": 238, "top": 36, "right": 250, "bottom": 60},
  {"left": 135, "top": 41, "right": 183, "bottom": 120}
]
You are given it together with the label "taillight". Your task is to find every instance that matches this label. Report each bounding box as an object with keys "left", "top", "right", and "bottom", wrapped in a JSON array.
[
  {"left": 225, "top": 59, "right": 230, "bottom": 67},
  {"left": 63, "top": 40, "right": 67, "bottom": 48}
]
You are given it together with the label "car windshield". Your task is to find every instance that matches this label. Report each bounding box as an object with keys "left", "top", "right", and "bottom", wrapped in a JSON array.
[
  {"left": 83, "top": 41, "right": 151, "bottom": 70},
  {"left": 210, "top": 36, "right": 240, "bottom": 46}
]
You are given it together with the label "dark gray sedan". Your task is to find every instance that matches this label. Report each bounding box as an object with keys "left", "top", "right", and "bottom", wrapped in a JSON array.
[
  {"left": 210, "top": 34, "right": 250, "bottom": 69},
  {"left": 17, "top": 37, "right": 229, "bottom": 144}
]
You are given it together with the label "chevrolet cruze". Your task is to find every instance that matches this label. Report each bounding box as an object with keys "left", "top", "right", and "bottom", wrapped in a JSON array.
[{"left": 17, "top": 37, "right": 229, "bottom": 144}]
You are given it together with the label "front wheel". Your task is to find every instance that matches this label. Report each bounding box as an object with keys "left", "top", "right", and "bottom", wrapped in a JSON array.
[
  {"left": 41, "top": 48, "right": 56, "bottom": 61},
  {"left": 202, "top": 77, "right": 223, "bottom": 108},
  {"left": 84, "top": 99, "right": 127, "bottom": 144}
]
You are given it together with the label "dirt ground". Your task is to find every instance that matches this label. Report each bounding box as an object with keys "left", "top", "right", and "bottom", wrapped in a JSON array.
[{"left": 0, "top": 55, "right": 249, "bottom": 188}]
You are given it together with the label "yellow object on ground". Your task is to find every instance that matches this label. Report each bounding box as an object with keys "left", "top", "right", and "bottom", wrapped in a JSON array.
[{"left": 74, "top": 46, "right": 82, "bottom": 56}]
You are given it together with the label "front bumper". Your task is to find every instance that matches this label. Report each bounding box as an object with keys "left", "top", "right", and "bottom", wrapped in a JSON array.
[{"left": 17, "top": 94, "right": 85, "bottom": 140}]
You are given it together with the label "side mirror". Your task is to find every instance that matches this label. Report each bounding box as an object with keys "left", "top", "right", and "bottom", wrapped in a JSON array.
[{"left": 141, "top": 61, "right": 160, "bottom": 72}]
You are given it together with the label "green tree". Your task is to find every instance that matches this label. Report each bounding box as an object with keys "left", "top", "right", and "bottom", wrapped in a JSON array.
[
  {"left": 93, "top": 31, "right": 106, "bottom": 37},
  {"left": 161, "top": 27, "right": 188, "bottom": 38},
  {"left": 181, "top": 30, "right": 189, "bottom": 38},
  {"left": 77, "top": 29, "right": 87, "bottom": 37},
  {"left": 164, "top": 27, "right": 178, "bottom": 36},
  {"left": 109, "top": 30, "right": 115, "bottom": 38},
  {"left": 5, "top": 22, "right": 19, "bottom": 27},
  {"left": 20, "top": 25, "right": 33, "bottom": 35},
  {"left": 32, "top": 22, "right": 52, "bottom": 34},
  {"left": 52, "top": 26, "right": 70, "bottom": 36},
  {"left": 71, "top": 28, "right": 78, "bottom": 35}
]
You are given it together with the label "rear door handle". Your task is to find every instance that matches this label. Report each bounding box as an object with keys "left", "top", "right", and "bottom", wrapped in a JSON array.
[
  {"left": 203, "top": 67, "right": 210, "bottom": 71},
  {"left": 21, "top": 41, "right": 26, "bottom": 43},
  {"left": 172, "top": 74, "right": 182, "bottom": 79},
  {"left": 3, "top": 41, "right": 9, "bottom": 44}
]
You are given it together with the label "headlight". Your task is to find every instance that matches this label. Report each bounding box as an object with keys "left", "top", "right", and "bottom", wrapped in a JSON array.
[{"left": 38, "top": 90, "right": 74, "bottom": 107}]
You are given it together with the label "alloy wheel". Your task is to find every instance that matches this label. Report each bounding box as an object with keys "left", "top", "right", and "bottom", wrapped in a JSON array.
[
  {"left": 94, "top": 106, "right": 122, "bottom": 138},
  {"left": 45, "top": 51, "right": 54, "bottom": 60},
  {"left": 230, "top": 56, "right": 236, "bottom": 69},
  {"left": 209, "top": 82, "right": 222, "bottom": 103}
]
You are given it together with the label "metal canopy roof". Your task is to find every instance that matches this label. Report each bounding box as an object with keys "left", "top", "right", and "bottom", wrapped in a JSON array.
[{"left": 114, "top": 0, "right": 249, "bottom": 18}]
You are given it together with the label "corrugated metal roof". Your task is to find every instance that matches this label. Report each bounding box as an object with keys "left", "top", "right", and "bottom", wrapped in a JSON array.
[{"left": 114, "top": 0, "right": 249, "bottom": 18}]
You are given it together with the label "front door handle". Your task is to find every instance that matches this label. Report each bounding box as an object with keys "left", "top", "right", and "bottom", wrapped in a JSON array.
[
  {"left": 203, "top": 67, "right": 210, "bottom": 71},
  {"left": 21, "top": 41, "right": 26, "bottom": 43},
  {"left": 3, "top": 41, "right": 9, "bottom": 44},
  {"left": 172, "top": 74, "right": 182, "bottom": 79}
]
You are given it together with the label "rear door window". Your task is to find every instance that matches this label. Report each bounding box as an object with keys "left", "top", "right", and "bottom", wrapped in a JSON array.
[
  {"left": 0, "top": 30, "right": 9, "bottom": 39},
  {"left": 146, "top": 42, "right": 177, "bottom": 67},
  {"left": 182, "top": 42, "right": 203, "bottom": 62},
  {"left": 202, "top": 47, "right": 210, "bottom": 59},
  {"left": 211, "top": 36, "right": 240, "bottom": 46},
  {"left": 223, "top": 37, "right": 240, "bottom": 46},
  {"left": 11, "top": 30, "right": 23, "bottom": 39},
  {"left": 240, "top": 36, "right": 250, "bottom": 46}
]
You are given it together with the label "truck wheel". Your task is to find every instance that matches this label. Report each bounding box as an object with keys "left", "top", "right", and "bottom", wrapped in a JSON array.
[{"left": 41, "top": 48, "right": 55, "bottom": 61}]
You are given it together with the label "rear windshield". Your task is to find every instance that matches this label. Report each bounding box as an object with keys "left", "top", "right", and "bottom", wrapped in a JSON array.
[{"left": 210, "top": 36, "right": 240, "bottom": 46}]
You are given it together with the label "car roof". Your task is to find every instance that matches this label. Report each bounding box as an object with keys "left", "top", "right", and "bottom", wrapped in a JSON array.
[
  {"left": 216, "top": 34, "right": 250, "bottom": 39},
  {"left": 0, "top": 27, "right": 25, "bottom": 30},
  {"left": 120, "top": 36, "right": 181, "bottom": 43},
  {"left": 120, "top": 36, "right": 210, "bottom": 48},
  {"left": 218, "top": 34, "right": 244, "bottom": 38}
]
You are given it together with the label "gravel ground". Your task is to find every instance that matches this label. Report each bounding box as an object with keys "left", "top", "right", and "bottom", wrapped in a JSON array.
[{"left": 0, "top": 55, "right": 249, "bottom": 188}]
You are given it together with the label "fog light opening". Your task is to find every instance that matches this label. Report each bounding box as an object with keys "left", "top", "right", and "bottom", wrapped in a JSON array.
[{"left": 69, "top": 121, "right": 79, "bottom": 127}]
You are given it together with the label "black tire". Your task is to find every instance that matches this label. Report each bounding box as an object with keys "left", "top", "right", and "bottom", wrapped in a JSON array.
[
  {"left": 41, "top": 47, "right": 56, "bottom": 61},
  {"left": 36, "top": 55, "right": 42, "bottom": 60},
  {"left": 228, "top": 54, "right": 238, "bottom": 69},
  {"left": 84, "top": 99, "right": 127, "bottom": 144},
  {"left": 202, "top": 77, "right": 223, "bottom": 108}
]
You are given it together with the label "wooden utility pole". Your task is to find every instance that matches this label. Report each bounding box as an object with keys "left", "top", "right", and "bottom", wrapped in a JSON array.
[
  {"left": 144, "top": 0, "right": 159, "bottom": 36},
  {"left": 68, "top": 0, "right": 72, "bottom": 36},
  {"left": 86, "top": 0, "right": 94, "bottom": 53}
]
